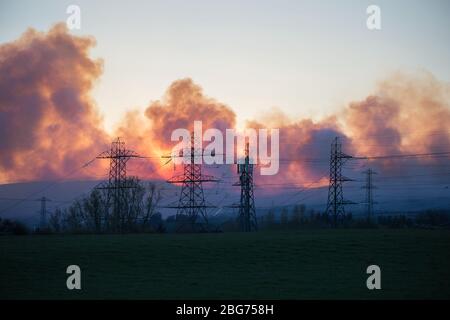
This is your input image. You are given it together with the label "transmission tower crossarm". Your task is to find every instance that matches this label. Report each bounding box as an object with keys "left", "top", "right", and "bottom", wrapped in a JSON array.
[
  {"left": 163, "top": 204, "right": 218, "bottom": 209},
  {"left": 96, "top": 151, "right": 142, "bottom": 159}
]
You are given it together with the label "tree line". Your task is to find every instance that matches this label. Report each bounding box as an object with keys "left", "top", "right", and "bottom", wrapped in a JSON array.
[
  {"left": 1, "top": 186, "right": 449, "bottom": 235},
  {"left": 44, "top": 178, "right": 162, "bottom": 234}
]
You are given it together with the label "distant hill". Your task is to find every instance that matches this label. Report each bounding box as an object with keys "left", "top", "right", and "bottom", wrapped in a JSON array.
[{"left": 0, "top": 178, "right": 448, "bottom": 226}]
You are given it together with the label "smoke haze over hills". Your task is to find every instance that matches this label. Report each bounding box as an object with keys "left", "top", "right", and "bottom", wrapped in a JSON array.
[{"left": 1, "top": 24, "right": 449, "bottom": 223}]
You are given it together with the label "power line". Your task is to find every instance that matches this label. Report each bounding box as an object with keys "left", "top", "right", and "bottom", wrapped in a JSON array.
[{"left": 0, "top": 156, "right": 99, "bottom": 216}]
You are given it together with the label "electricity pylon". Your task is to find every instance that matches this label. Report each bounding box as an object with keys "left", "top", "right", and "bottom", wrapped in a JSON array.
[
  {"left": 234, "top": 142, "right": 257, "bottom": 232},
  {"left": 38, "top": 196, "right": 51, "bottom": 229},
  {"left": 325, "top": 137, "right": 354, "bottom": 226},
  {"left": 166, "top": 134, "right": 219, "bottom": 232},
  {"left": 362, "top": 168, "right": 377, "bottom": 222},
  {"left": 96, "top": 137, "right": 142, "bottom": 232}
]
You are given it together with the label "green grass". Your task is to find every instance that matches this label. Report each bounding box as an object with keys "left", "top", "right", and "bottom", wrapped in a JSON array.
[{"left": 1, "top": 229, "right": 450, "bottom": 299}]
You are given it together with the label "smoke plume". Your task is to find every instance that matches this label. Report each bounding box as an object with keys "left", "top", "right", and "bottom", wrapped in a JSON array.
[
  {"left": 1, "top": 24, "right": 449, "bottom": 190},
  {"left": 0, "top": 23, "right": 110, "bottom": 183}
]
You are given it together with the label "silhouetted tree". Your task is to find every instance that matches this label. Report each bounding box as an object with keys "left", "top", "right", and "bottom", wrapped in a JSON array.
[
  {"left": 48, "top": 208, "right": 63, "bottom": 233},
  {"left": 59, "top": 179, "right": 161, "bottom": 233},
  {"left": 265, "top": 209, "right": 275, "bottom": 228},
  {"left": 280, "top": 208, "right": 289, "bottom": 227}
]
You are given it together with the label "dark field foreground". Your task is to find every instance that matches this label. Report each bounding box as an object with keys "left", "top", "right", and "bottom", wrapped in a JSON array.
[{"left": 1, "top": 229, "right": 449, "bottom": 299}]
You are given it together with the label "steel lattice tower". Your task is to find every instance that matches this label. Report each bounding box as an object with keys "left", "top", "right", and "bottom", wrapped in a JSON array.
[
  {"left": 234, "top": 142, "right": 257, "bottom": 232},
  {"left": 362, "top": 168, "right": 377, "bottom": 222},
  {"left": 38, "top": 196, "right": 51, "bottom": 229},
  {"left": 325, "top": 137, "right": 353, "bottom": 226},
  {"left": 167, "top": 134, "right": 218, "bottom": 232},
  {"left": 96, "top": 137, "right": 141, "bottom": 232}
]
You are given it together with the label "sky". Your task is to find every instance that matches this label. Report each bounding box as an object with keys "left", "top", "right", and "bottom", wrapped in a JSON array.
[
  {"left": 0, "top": 0, "right": 449, "bottom": 220},
  {"left": 1, "top": 0, "right": 450, "bottom": 133}
]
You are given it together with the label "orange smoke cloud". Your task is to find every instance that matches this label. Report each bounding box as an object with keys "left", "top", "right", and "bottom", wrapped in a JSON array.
[
  {"left": 145, "top": 78, "right": 236, "bottom": 148},
  {"left": 0, "top": 24, "right": 237, "bottom": 183},
  {"left": 246, "top": 71, "right": 450, "bottom": 188},
  {"left": 116, "top": 78, "right": 237, "bottom": 180},
  {"left": 345, "top": 71, "right": 450, "bottom": 172},
  {"left": 1, "top": 24, "right": 449, "bottom": 188},
  {"left": 0, "top": 23, "right": 110, "bottom": 183},
  {"left": 246, "top": 111, "right": 344, "bottom": 189}
]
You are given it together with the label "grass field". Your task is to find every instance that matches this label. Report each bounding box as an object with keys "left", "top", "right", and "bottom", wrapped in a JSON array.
[{"left": 1, "top": 229, "right": 450, "bottom": 299}]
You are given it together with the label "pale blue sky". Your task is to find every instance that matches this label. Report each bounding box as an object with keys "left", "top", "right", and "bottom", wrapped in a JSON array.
[{"left": 1, "top": 0, "right": 449, "bottom": 132}]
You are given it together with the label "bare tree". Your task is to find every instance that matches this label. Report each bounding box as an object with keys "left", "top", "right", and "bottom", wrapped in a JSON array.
[
  {"left": 48, "top": 208, "right": 63, "bottom": 233},
  {"left": 63, "top": 200, "right": 84, "bottom": 233},
  {"left": 280, "top": 208, "right": 289, "bottom": 227},
  {"left": 141, "top": 183, "right": 162, "bottom": 231},
  {"left": 81, "top": 189, "right": 106, "bottom": 233},
  {"left": 265, "top": 209, "right": 275, "bottom": 229},
  {"left": 60, "top": 179, "right": 162, "bottom": 234}
]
